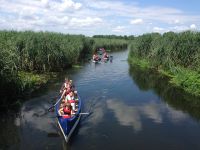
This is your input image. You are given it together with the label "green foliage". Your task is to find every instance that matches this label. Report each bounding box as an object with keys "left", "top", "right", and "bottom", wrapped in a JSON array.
[
  {"left": 93, "top": 35, "right": 134, "bottom": 40},
  {"left": 0, "top": 30, "right": 94, "bottom": 102},
  {"left": 93, "top": 38, "right": 128, "bottom": 51},
  {"left": 0, "top": 31, "right": 95, "bottom": 72},
  {"left": 128, "top": 55, "right": 150, "bottom": 69},
  {"left": 18, "top": 71, "right": 49, "bottom": 91},
  {"left": 129, "top": 31, "right": 200, "bottom": 96},
  {"left": 0, "top": 30, "right": 129, "bottom": 103},
  {"left": 169, "top": 67, "right": 200, "bottom": 96}
]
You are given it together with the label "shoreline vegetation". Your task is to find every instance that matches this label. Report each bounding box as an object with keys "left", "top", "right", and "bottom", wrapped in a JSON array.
[
  {"left": 128, "top": 31, "right": 200, "bottom": 97},
  {"left": 1, "top": 29, "right": 199, "bottom": 109},
  {"left": 0, "top": 30, "right": 128, "bottom": 108}
]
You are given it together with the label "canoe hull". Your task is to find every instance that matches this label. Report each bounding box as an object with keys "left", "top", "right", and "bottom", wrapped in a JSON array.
[
  {"left": 56, "top": 96, "right": 82, "bottom": 143},
  {"left": 57, "top": 113, "right": 81, "bottom": 143}
]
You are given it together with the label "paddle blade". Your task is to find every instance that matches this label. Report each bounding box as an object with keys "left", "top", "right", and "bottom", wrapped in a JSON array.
[{"left": 48, "top": 106, "right": 55, "bottom": 112}]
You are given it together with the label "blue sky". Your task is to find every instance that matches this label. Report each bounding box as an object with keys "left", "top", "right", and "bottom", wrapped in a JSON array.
[{"left": 0, "top": 0, "right": 199, "bottom": 36}]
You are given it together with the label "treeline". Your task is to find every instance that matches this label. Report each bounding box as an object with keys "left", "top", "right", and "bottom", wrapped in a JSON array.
[
  {"left": 93, "top": 38, "right": 128, "bottom": 51},
  {"left": 93, "top": 35, "right": 134, "bottom": 40},
  {"left": 129, "top": 31, "right": 200, "bottom": 96}
]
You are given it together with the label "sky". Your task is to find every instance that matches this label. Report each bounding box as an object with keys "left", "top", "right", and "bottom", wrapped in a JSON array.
[{"left": 0, "top": 0, "right": 200, "bottom": 36}]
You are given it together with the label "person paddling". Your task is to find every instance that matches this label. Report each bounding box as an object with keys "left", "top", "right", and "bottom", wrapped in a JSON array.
[
  {"left": 58, "top": 102, "right": 73, "bottom": 118},
  {"left": 93, "top": 52, "right": 101, "bottom": 61},
  {"left": 103, "top": 52, "right": 109, "bottom": 59}
]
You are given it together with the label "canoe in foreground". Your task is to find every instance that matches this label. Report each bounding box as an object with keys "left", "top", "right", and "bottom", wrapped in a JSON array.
[{"left": 55, "top": 96, "right": 82, "bottom": 143}]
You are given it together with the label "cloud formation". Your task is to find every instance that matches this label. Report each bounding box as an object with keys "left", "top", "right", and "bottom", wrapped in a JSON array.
[
  {"left": 112, "top": 26, "right": 126, "bottom": 32},
  {"left": 0, "top": 0, "right": 199, "bottom": 35},
  {"left": 130, "top": 19, "right": 144, "bottom": 25}
]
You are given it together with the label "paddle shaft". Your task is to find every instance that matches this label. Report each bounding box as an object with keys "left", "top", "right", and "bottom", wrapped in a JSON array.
[
  {"left": 57, "top": 112, "right": 90, "bottom": 117},
  {"left": 48, "top": 97, "right": 62, "bottom": 111}
]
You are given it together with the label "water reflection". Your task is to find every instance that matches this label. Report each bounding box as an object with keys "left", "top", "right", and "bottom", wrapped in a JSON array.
[
  {"left": 20, "top": 95, "right": 56, "bottom": 133},
  {"left": 12, "top": 93, "right": 63, "bottom": 150},
  {"left": 79, "top": 96, "right": 105, "bottom": 135},
  {"left": 107, "top": 99, "right": 190, "bottom": 132},
  {"left": 107, "top": 99, "right": 142, "bottom": 132},
  {"left": 141, "top": 102, "right": 163, "bottom": 123},
  {"left": 129, "top": 64, "right": 200, "bottom": 120}
]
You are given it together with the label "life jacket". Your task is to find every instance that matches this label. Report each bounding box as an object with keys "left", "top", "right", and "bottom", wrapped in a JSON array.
[{"left": 62, "top": 107, "right": 71, "bottom": 118}]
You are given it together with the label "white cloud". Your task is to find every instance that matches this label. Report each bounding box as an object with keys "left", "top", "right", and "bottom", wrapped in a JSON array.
[
  {"left": 130, "top": 19, "right": 143, "bottom": 25},
  {"left": 153, "top": 27, "right": 166, "bottom": 33},
  {"left": 190, "top": 24, "right": 197, "bottom": 30},
  {"left": 171, "top": 25, "right": 190, "bottom": 31},
  {"left": 51, "top": 0, "right": 82, "bottom": 12},
  {"left": 174, "top": 19, "right": 180, "bottom": 24},
  {"left": 69, "top": 17, "right": 103, "bottom": 27},
  {"left": 112, "top": 26, "right": 125, "bottom": 32},
  {"left": 0, "top": 0, "right": 200, "bottom": 35},
  {"left": 41, "top": 0, "right": 50, "bottom": 8}
]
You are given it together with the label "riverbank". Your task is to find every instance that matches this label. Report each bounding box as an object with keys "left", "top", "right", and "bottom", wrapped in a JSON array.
[
  {"left": 128, "top": 31, "right": 200, "bottom": 97},
  {"left": 128, "top": 55, "right": 200, "bottom": 97}
]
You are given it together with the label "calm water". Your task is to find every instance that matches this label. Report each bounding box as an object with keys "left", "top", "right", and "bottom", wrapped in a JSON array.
[{"left": 1, "top": 50, "right": 200, "bottom": 150}]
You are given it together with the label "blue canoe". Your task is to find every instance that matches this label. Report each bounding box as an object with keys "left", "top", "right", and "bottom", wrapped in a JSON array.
[{"left": 55, "top": 95, "right": 82, "bottom": 143}]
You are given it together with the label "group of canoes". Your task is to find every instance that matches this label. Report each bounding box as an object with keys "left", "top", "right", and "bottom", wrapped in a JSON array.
[{"left": 55, "top": 78, "right": 82, "bottom": 143}]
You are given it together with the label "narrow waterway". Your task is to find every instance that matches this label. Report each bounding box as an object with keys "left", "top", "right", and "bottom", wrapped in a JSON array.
[{"left": 1, "top": 50, "right": 200, "bottom": 150}]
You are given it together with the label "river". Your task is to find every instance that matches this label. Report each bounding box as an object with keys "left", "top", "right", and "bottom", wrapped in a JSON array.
[{"left": 1, "top": 50, "right": 200, "bottom": 150}]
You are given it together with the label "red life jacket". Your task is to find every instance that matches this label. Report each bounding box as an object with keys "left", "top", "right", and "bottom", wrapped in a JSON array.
[
  {"left": 62, "top": 107, "right": 71, "bottom": 118},
  {"left": 63, "top": 107, "right": 71, "bottom": 114}
]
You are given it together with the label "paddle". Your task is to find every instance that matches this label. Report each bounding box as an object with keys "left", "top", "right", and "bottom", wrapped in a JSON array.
[
  {"left": 73, "top": 112, "right": 90, "bottom": 115},
  {"left": 48, "top": 97, "right": 62, "bottom": 112},
  {"left": 54, "top": 112, "right": 90, "bottom": 118}
]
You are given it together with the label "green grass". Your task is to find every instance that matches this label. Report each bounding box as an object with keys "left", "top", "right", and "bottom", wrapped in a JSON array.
[
  {"left": 18, "top": 71, "right": 50, "bottom": 91},
  {"left": 72, "top": 64, "right": 83, "bottom": 68},
  {"left": 128, "top": 55, "right": 150, "bottom": 69},
  {"left": 169, "top": 67, "right": 200, "bottom": 96}
]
